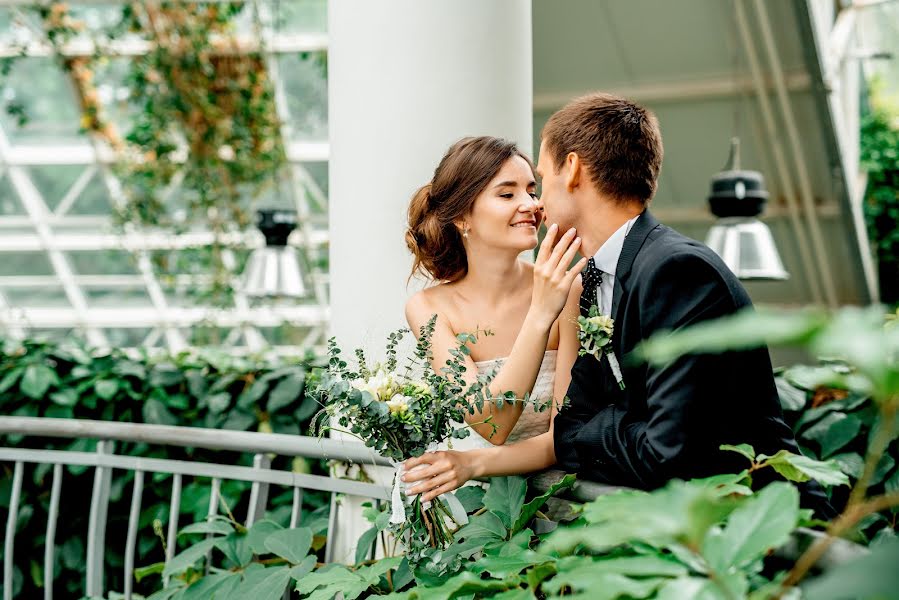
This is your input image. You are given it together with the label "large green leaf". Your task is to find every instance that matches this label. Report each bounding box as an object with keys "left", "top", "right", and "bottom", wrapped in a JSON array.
[
  {"left": 702, "top": 482, "right": 799, "bottom": 573},
  {"left": 470, "top": 551, "right": 554, "bottom": 578},
  {"left": 803, "top": 412, "right": 863, "bottom": 458},
  {"left": 720, "top": 444, "right": 756, "bottom": 462},
  {"left": 94, "top": 379, "right": 120, "bottom": 400},
  {"left": 512, "top": 474, "right": 576, "bottom": 533},
  {"left": 801, "top": 537, "right": 899, "bottom": 600},
  {"left": 758, "top": 450, "right": 850, "bottom": 486},
  {"left": 541, "top": 567, "right": 667, "bottom": 598},
  {"left": 263, "top": 527, "right": 312, "bottom": 564},
  {"left": 241, "top": 566, "right": 292, "bottom": 600},
  {"left": 246, "top": 520, "right": 283, "bottom": 555},
  {"left": 180, "top": 571, "right": 241, "bottom": 600},
  {"left": 0, "top": 367, "right": 23, "bottom": 393},
  {"left": 541, "top": 482, "right": 738, "bottom": 555},
  {"left": 355, "top": 526, "right": 379, "bottom": 565},
  {"left": 21, "top": 364, "right": 56, "bottom": 399},
  {"left": 388, "top": 570, "right": 514, "bottom": 600},
  {"left": 483, "top": 476, "right": 527, "bottom": 529},
  {"left": 267, "top": 374, "right": 305, "bottom": 413},
  {"left": 143, "top": 397, "right": 178, "bottom": 426},
  {"left": 294, "top": 566, "right": 370, "bottom": 600},
  {"left": 453, "top": 485, "right": 486, "bottom": 513},
  {"left": 162, "top": 537, "right": 220, "bottom": 578},
  {"left": 830, "top": 452, "right": 865, "bottom": 479},
  {"left": 635, "top": 309, "right": 827, "bottom": 366}
]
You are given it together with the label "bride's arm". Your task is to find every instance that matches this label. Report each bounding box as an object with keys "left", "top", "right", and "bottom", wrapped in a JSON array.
[
  {"left": 405, "top": 225, "right": 583, "bottom": 445},
  {"left": 404, "top": 281, "right": 582, "bottom": 501}
]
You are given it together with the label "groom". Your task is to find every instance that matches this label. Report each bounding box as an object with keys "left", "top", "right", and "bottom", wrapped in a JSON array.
[{"left": 540, "top": 93, "right": 802, "bottom": 490}]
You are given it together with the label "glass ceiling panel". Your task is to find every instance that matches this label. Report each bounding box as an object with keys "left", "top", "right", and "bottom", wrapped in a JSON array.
[
  {"left": 0, "top": 251, "right": 54, "bottom": 276},
  {"left": 276, "top": 0, "right": 327, "bottom": 34},
  {"left": 67, "top": 249, "right": 140, "bottom": 275},
  {"left": 28, "top": 165, "right": 85, "bottom": 212},
  {"left": 0, "top": 57, "right": 85, "bottom": 145},
  {"left": 0, "top": 1, "right": 330, "bottom": 353},
  {"left": 279, "top": 52, "right": 327, "bottom": 141},
  {"left": 0, "top": 174, "right": 25, "bottom": 215},
  {"left": 1, "top": 285, "right": 71, "bottom": 308}
]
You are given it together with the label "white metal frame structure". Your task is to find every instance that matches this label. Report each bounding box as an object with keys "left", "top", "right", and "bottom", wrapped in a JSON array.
[
  {"left": 0, "top": 0, "right": 330, "bottom": 353},
  {"left": 0, "top": 416, "right": 391, "bottom": 600}
]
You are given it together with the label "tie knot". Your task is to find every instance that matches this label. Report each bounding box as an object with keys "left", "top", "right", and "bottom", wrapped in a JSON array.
[{"left": 581, "top": 257, "right": 603, "bottom": 288}]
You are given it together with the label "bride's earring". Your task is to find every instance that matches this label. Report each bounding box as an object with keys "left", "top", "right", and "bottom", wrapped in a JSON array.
[{"left": 462, "top": 224, "right": 470, "bottom": 239}]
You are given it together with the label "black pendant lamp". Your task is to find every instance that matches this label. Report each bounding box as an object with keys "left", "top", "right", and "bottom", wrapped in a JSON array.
[{"left": 705, "top": 138, "right": 789, "bottom": 281}]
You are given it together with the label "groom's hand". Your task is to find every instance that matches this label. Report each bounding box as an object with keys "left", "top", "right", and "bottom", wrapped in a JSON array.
[
  {"left": 532, "top": 224, "right": 586, "bottom": 326},
  {"left": 402, "top": 450, "right": 477, "bottom": 503}
]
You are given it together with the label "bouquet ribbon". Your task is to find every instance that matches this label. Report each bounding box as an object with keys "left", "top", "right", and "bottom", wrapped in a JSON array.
[{"left": 389, "top": 460, "right": 469, "bottom": 526}]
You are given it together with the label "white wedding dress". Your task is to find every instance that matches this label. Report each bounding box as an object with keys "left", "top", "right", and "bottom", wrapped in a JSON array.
[
  {"left": 327, "top": 350, "right": 556, "bottom": 564},
  {"left": 449, "top": 350, "right": 556, "bottom": 449}
]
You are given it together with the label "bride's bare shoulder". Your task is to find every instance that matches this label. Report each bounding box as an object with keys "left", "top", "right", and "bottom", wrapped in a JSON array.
[{"left": 404, "top": 284, "right": 454, "bottom": 329}]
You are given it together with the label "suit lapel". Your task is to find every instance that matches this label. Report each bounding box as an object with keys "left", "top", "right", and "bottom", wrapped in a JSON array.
[{"left": 611, "top": 210, "right": 660, "bottom": 328}]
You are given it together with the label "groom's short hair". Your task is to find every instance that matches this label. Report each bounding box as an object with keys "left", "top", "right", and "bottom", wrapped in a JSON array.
[{"left": 542, "top": 92, "right": 663, "bottom": 204}]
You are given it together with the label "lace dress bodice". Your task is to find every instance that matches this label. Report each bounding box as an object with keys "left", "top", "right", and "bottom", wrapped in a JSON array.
[{"left": 449, "top": 350, "right": 557, "bottom": 449}]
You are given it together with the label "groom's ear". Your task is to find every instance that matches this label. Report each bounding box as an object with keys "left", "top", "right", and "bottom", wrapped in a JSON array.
[{"left": 564, "top": 152, "right": 582, "bottom": 192}]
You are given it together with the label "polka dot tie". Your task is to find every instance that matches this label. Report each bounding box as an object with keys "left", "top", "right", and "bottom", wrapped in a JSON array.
[{"left": 579, "top": 257, "right": 603, "bottom": 317}]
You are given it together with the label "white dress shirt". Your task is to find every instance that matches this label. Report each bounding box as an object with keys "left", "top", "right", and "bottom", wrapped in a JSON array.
[{"left": 591, "top": 215, "right": 640, "bottom": 315}]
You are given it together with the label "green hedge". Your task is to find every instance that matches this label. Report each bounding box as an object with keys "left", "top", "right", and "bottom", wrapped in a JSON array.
[
  {"left": 0, "top": 338, "right": 324, "bottom": 599},
  {"left": 777, "top": 364, "right": 899, "bottom": 543}
]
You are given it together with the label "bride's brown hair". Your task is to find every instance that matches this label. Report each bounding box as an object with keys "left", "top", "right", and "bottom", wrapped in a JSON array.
[{"left": 406, "top": 136, "right": 534, "bottom": 282}]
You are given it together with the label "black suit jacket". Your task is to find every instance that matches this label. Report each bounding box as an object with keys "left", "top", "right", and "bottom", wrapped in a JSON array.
[{"left": 553, "top": 210, "right": 801, "bottom": 489}]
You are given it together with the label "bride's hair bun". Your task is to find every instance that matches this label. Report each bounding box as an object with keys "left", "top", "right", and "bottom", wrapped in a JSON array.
[{"left": 406, "top": 136, "right": 532, "bottom": 282}]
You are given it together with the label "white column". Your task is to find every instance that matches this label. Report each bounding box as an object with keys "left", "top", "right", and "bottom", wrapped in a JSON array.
[
  {"left": 327, "top": 0, "right": 532, "bottom": 564},
  {"left": 329, "top": 0, "right": 533, "bottom": 350}
]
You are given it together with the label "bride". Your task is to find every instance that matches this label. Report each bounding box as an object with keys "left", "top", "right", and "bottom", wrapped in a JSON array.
[{"left": 403, "top": 135, "right": 583, "bottom": 501}]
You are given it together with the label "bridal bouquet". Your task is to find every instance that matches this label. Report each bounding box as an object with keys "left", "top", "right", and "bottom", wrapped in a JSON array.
[{"left": 309, "top": 317, "right": 538, "bottom": 559}]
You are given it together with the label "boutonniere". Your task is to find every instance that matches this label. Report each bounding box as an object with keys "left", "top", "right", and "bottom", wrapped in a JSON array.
[{"left": 577, "top": 305, "right": 626, "bottom": 390}]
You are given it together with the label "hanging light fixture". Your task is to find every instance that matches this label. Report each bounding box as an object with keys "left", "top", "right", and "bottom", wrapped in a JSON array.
[
  {"left": 243, "top": 208, "right": 306, "bottom": 298},
  {"left": 705, "top": 138, "right": 789, "bottom": 281}
]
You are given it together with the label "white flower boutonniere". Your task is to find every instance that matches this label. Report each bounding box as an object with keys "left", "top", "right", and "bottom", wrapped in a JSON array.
[{"left": 577, "top": 305, "right": 626, "bottom": 390}]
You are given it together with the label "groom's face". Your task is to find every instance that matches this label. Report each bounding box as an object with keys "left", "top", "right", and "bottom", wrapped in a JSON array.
[{"left": 536, "top": 140, "right": 576, "bottom": 232}]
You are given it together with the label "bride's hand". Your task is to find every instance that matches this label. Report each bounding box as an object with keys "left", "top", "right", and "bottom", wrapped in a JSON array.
[
  {"left": 531, "top": 223, "right": 586, "bottom": 327},
  {"left": 402, "top": 450, "right": 477, "bottom": 503}
]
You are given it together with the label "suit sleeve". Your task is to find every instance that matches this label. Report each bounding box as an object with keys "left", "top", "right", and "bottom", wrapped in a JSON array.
[{"left": 570, "top": 252, "right": 737, "bottom": 488}]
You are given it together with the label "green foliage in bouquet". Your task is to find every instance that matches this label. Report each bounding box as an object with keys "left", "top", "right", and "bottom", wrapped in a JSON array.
[{"left": 307, "top": 316, "right": 552, "bottom": 565}]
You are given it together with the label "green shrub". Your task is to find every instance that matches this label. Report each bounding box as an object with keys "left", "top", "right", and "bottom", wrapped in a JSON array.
[{"left": 0, "top": 337, "right": 324, "bottom": 599}]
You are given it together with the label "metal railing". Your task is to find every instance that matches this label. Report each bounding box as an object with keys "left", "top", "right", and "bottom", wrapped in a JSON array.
[
  {"left": 0, "top": 416, "right": 392, "bottom": 600},
  {"left": 1, "top": 416, "right": 865, "bottom": 600}
]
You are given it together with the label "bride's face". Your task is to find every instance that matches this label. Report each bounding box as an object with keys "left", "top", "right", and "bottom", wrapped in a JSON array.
[{"left": 464, "top": 156, "right": 541, "bottom": 253}]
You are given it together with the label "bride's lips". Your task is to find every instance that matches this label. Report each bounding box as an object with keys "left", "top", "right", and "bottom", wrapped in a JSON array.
[{"left": 510, "top": 219, "right": 537, "bottom": 229}]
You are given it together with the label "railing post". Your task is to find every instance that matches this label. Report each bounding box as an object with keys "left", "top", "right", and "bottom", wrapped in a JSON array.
[
  {"left": 86, "top": 440, "right": 114, "bottom": 598},
  {"left": 123, "top": 470, "right": 144, "bottom": 600},
  {"left": 246, "top": 454, "right": 271, "bottom": 527},
  {"left": 3, "top": 461, "right": 23, "bottom": 600},
  {"left": 44, "top": 464, "right": 63, "bottom": 600}
]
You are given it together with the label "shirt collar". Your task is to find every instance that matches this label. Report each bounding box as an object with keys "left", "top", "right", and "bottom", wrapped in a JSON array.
[{"left": 592, "top": 215, "right": 640, "bottom": 276}]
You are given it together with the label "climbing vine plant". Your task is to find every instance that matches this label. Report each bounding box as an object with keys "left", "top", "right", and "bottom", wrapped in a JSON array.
[{"left": 3, "top": 1, "right": 291, "bottom": 305}]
